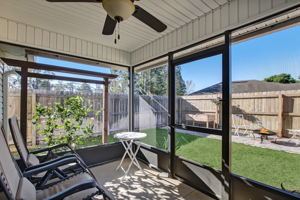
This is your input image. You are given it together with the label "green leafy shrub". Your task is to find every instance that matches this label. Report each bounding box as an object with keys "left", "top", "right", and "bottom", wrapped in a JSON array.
[{"left": 33, "top": 96, "right": 99, "bottom": 147}]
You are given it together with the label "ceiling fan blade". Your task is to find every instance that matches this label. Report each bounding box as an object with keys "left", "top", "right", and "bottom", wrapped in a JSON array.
[
  {"left": 102, "top": 15, "right": 117, "bottom": 35},
  {"left": 46, "top": 0, "right": 101, "bottom": 2},
  {"left": 133, "top": 5, "right": 167, "bottom": 33}
]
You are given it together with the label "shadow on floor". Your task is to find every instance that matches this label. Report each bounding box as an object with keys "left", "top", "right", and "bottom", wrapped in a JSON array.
[{"left": 90, "top": 159, "right": 213, "bottom": 200}]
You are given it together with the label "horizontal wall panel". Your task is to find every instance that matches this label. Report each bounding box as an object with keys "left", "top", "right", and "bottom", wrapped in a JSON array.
[
  {"left": 131, "top": 0, "right": 299, "bottom": 66},
  {"left": 0, "top": 17, "right": 130, "bottom": 66}
]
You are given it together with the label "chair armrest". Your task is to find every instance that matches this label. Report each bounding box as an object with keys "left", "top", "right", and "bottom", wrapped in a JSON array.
[
  {"left": 23, "top": 157, "right": 79, "bottom": 177},
  {"left": 25, "top": 154, "right": 78, "bottom": 171},
  {"left": 30, "top": 143, "right": 73, "bottom": 154},
  {"left": 44, "top": 180, "right": 98, "bottom": 200}
]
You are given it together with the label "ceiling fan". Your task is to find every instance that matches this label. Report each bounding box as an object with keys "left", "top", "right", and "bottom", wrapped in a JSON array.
[{"left": 46, "top": 0, "right": 167, "bottom": 43}]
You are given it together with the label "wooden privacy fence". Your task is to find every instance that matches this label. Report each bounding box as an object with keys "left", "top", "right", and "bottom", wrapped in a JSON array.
[
  {"left": 177, "top": 90, "right": 300, "bottom": 137},
  {"left": 7, "top": 89, "right": 300, "bottom": 145},
  {"left": 7, "top": 89, "right": 129, "bottom": 145}
]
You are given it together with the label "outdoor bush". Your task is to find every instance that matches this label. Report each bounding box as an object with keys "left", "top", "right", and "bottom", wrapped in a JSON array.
[{"left": 33, "top": 96, "right": 99, "bottom": 147}]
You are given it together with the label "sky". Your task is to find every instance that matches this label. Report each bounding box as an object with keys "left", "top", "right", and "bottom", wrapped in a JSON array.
[
  {"left": 181, "top": 25, "right": 300, "bottom": 92},
  {"left": 36, "top": 25, "right": 300, "bottom": 92}
]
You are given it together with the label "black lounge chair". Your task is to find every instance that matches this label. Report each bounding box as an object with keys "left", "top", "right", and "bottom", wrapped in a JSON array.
[
  {"left": 0, "top": 124, "right": 113, "bottom": 200},
  {"left": 8, "top": 116, "right": 87, "bottom": 187},
  {"left": 8, "top": 116, "right": 80, "bottom": 167}
]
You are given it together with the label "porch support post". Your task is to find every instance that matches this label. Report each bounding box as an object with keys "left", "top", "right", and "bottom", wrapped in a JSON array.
[
  {"left": 20, "top": 67, "right": 28, "bottom": 142},
  {"left": 129, "top": 67, "right": 134, "bottom": 131},
  {"left": 102, "top": 78, "right": 109, "bottom": 144},
  {"left": 168, "top": 52, "right": 175, "bottom": 178},
  {"left": 222, "top": 31, "right": 232, "bottom": 200}
]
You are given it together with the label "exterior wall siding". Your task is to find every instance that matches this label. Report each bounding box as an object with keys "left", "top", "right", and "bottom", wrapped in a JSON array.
[
  {"left": 0, "top": 1, "right": 299, "bottom": 67},
  {"left": 0, "top": 62, "right": 4, "bottom": 123},
  {"left": 0, "top": 17, "right": 131, "bottom": 66},
  {"left": 131, "top": 0, "right": 299, "bottom": 66}
]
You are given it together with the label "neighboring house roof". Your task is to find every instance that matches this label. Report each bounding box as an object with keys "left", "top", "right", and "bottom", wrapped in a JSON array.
[{"left": 190, "top": 80, "right": 300, "bottom": 95}]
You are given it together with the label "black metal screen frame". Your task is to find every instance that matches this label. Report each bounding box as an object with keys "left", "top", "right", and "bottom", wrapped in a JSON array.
[
  {"left": 131, "top": 40, "right": 232, "bottom": 199},
  {"left": 172, "top": 45, "right": 225, "bottom": 136}
]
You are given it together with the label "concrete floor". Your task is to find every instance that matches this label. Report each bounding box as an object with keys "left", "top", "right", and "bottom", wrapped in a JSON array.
[{"left": 90, "top": 159, "right": 214, "bottom": 200}]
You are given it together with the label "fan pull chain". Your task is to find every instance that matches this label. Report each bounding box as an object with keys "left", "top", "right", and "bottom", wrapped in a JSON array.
[
  {"left": 114, "top": 22, "right": 121, "bottom": 44},
  {"left": 118, "top": 22, "right": 120, "bottom": 40},
  {"left": 114, "top": 28, "right": 117, "bottom": 44}
]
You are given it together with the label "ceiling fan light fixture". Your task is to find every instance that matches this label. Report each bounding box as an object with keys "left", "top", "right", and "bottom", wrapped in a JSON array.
[{"left": 102, "top": 0, "right": 135, "bottom": 21}]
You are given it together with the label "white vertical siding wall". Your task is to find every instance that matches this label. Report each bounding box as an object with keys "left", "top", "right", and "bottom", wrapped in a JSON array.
[
  {"left": 0, "top": 17, "right": 131, "bottom": 66},
  {"left": 131, "top": 0, "right": 299, "bottom": 66},
  {"left": 0, "top": 0, "right": 298, "bottom": 67},
  {"left": 0, "top": 62, "right": 3, "bottom": 123}
]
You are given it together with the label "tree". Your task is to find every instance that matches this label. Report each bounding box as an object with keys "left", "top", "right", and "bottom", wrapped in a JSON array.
[
  {"left": 77, "top": 83, "right": 93, "bottom": 93},
  {"left": 264, "top": 73, "right": 296, "bottom": 84},
  {"left": 185, "top": 80, "right": 195, "bottom": 94},
  {"left": 175, "top": 66, "right": 187, "bottom": 95},
  {"left": 7, "top": 69, "right": 55, "bottom": 89},
  {"left": 39, "top": 80, "right": 51, "bottom": 90},
  {"left": 65, "top": 82, "right": 76, "bottom": 92},
  {"left": 134, "top": 65, "right": 186, "bottom": 96},
  {"left": 29, "top": 70, "right": 54, "bottom": 90},
  {"left": 149, "top": 67, "right": 168, "bottom": 96},
  {"left": 8, "top": 74, "right": 21, "bottom": 89},
  {"left": 109, "top": 70, "right": 129, "bottom": 94},
  {"left": 52, "top": 81, "right": 67, "bottom": 91},
  {"left": 135, "top": 66, "right": 168, "bottom": 96}
]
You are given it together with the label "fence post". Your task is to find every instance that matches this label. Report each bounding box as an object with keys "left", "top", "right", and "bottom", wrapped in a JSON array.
[{"left": 278, "top": 94, "right": 285, "bottom": 137}]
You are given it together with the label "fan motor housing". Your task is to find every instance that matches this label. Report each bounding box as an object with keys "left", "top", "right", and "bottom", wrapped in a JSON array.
[{"left": 102, "top": 0, "right": 135, "bottom": 21}]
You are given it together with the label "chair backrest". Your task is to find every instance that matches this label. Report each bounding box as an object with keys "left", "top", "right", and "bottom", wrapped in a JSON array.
[
  {"left": 0, "top": 125, "right": 22, "bottom": 199},
  {"left": 8, "top": 117, "right": 29, "bottom": 167},
  {"left": 232, "top": 114, "right": 245, "bottom": 126}
]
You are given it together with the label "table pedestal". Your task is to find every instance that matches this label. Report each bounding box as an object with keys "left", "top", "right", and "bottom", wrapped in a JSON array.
[{"left": 116, "top": 139, "right": 145, "bottom": 177}]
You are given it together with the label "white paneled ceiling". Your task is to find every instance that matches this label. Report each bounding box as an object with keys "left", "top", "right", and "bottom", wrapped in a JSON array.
[{"left": 0, "top": 0, "right": 228, "bottom": 52}]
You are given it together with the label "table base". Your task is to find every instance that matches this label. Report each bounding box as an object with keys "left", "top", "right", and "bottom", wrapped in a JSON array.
[{"left": 116, "top": 139, "right": 145, "bottom": 177}]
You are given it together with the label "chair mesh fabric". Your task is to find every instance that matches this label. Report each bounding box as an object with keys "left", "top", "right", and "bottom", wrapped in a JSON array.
[
  {"left": 36, "top": 172, "right": 98, "bottom": 200},
  {"left": 0, "top": 126, "right": 23, "bottom": 199},
  {"left": 9, "top": 117, "right": 30, "bottom": 167}
]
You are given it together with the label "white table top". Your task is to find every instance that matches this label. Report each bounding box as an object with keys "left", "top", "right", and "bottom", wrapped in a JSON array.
[{"left": 114, "top": 132, "right": 147, "bottom": 140}]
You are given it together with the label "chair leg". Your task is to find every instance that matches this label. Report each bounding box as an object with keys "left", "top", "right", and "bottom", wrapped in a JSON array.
[
  {"left": 243, "top": 128, "right": 249, "bottom": 136},
  {"left": 251, "top": 131, "right": 255, "bottom": 139},
  {"left": 235, "top": 128, "right": 240, "bottom": 136}
]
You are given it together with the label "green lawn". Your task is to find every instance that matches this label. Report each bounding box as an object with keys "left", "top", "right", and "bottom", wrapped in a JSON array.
[
  {"left": 106, "top": 128, "right": 299, "bottom": 191},
  {"left": 34, "top": 128, "right": 299, "bottom": 191}
]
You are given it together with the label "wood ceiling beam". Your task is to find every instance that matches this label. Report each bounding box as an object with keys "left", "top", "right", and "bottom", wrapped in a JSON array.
[
  {"left": 16, "top": 71, "right": 105, "bottom": 85},
  {"left": 1, "top": 58, "right": 118, "bottom": 79}
]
